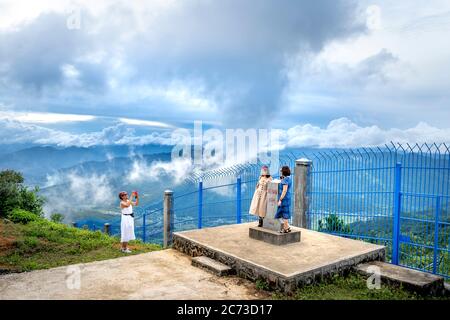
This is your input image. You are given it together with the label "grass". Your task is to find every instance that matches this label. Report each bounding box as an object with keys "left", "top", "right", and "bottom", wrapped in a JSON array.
[
  {"left": 270, "top": 273, "right": 449, "bottom": 300},
  {"left": 0, "top": 218, "right": 161, "bottom": 273},
  {"left": 255, "top": 279, "right": 270, "bottom": 291}
]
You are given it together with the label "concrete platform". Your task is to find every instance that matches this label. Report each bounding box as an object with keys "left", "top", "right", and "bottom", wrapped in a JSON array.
[
  {"left": 249, "top": 226, "right": 301, "bottom": 245},
  {"left": 173, "top": 223, "right": 386, "bottom": 293},
  {"left": 356, "top": 261, "right": 445, "bottom": 296}
]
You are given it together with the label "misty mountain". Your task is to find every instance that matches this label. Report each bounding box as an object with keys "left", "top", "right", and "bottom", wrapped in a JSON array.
[
  {"left": 37, "top": 151, "right": 181, "bottom": 221},
  {"left": 0, "top": 144, "right": 174, "bottom": 185}
]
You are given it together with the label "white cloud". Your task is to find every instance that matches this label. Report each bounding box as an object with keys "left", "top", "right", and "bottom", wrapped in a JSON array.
[
  {"left": 1, "top": 114, "right": 450, "bottom": 149},
  {"left": 0, "top": 110, "right": 96, "bottom": 124},
  {"left": 43, "top": 170, "right": 116, "bottom": 217},
  {"left": 66, "top": 172, "right": 114, "bottom": 204},
  {"left": 0, "top": 0, "right": 174, "bottom": 31},
  {"left": 119, "top": 117, "right": 173, "bottom": 128},
  {"left": 61, "top": 64, "right": 80, "bottom": 79},
  {"left": 0, "top": 118, "right": 175, "bottom": 147},
  {"left": 127, "top": 157, "right": 194, "bottom": 185},
  {"left": 281, "top": 118, "right": 450, "bottom": 149}
]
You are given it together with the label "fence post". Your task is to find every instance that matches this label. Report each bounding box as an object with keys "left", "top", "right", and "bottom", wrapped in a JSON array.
[
  {"left": 103, "top": 223, "right": 110, "bottom": 235},
  {"left": 433, "top": 196, "right": 441, "bottom": 274},
  {"left": 293, "top": 158, "right": 312, "bottom": 228},
  {"left": 236, "top": 177, "right": 242, "bottom": 224},
  {"left": 163, "top": 190, "right": 174, "bottom": 248},
  {"left": 142, "top": 213, "right": 146, "bottom": 243},
  {"left": 198, "top": 181, "right": 203, "bottom": 229},
  {"left": 392, "top": 162, "right": 402, "bottom": 265}
]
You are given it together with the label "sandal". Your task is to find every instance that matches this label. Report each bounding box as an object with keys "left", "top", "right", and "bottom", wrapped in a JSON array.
[{"left": 281, "top": 227, "right": 291, "bottom": 233}]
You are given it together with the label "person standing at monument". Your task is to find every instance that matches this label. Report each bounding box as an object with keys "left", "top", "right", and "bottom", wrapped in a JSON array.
[
  {"left": 275, "top": 166, "right": 292, "bottom": 233},
  {"left": 249, "top": 165, "right": 272, "bottom": 227}
]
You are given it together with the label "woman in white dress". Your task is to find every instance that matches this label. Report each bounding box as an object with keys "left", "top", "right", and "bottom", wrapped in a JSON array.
[{"left": 118, "top": 191, "right": 139, "bottom": 253}]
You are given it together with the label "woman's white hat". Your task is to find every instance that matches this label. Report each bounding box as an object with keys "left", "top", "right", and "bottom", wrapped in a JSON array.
[{"left": 260, "top": 165, "right": 270, "bottom": 176}]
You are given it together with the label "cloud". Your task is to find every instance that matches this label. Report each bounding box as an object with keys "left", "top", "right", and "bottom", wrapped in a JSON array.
[
  {"left": 0, "top": 13, "right": 97, "bottom": 90},
  {"left": 122, "top": 0, "right": 366, "bottom": 127},
  {"left": 0, "top": 0, "right": 365, "bottom": 127},
  {"left": 119, "top": 117, "right": 173, "bottom": 129},
  {"left": 1, "top": 113, "right": 450, "bottom": 149},
  {"left": 1, "top": 0, "right": 450, "bottom": 134},
  {"left": 277, "top": 0, "right": 450, "bottom": 128},
  {"left": 0, "top": 118, "right": 174, "bottom": 147},
  {"left": 0, "top": 110, "right": 96, "bottom": 124},
  {"left": 281, "top": 118, "right": 450, "bottom": 148},
  {"left": 282, "top": 48, "right": 401, "bottom": 123},
  {"left": 66, "top": 172, "right": 115, "bottom": 205},
  {"left": 127, "top": 157, "right": 194, "bottom": 185},
  {"left": 42, "top": 171, "right": 116, "bottom": 217}
]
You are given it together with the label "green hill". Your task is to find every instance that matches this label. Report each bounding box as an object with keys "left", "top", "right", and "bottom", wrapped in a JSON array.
[{"left": 0, "top": 216, "right": 160, "bottom": 274}]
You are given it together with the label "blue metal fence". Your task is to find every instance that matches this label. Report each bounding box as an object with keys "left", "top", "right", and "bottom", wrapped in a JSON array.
[
  {"left": 82, "top": 142, "right": 450, "bottom": 279},
  {"left": 305, "top": 143, "right": 450, "bottom": 278}
]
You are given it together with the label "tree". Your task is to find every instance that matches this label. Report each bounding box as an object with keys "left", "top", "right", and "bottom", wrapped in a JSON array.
[
  {"left": 0, "top": 170, "right": 24, "bottom": 184},
  {"left": 50, "top": 213, "right": 65, "bottom": 223},
  {"left": 0, "top": 170, "right": 45, "bottom": 218}
]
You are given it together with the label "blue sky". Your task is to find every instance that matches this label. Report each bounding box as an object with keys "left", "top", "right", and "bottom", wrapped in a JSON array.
[{"left": 1, "top": 0, "right": 450, "bottom": 148}]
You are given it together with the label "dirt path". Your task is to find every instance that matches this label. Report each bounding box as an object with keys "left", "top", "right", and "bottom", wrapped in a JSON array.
[{"left": 0, "top": 249, "right": 270, "bottom": 300}]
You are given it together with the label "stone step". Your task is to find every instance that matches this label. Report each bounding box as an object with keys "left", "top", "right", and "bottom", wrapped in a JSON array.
[
  {"left": 355, "top": 261, "right": 445, "bottom": 296},
  {"left": 191, "top": 256, "right": 234, "bottom": 277}
]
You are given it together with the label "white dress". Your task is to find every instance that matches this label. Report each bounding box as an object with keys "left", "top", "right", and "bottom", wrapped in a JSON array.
[{"left": 120, "top": 202, "right": 136, "bottom": 242}]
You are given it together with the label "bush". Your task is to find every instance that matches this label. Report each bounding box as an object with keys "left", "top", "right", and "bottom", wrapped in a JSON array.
[
  {"left": 8, "top": 208, "right": 42, "bottom": 224},
  {"left": 18, "top": 187, "right": 45, "bottom": 216},
  {"left": 318, "top": 214, "right": 352, "bottom": 234},
  {"left": 255, "top": 279, "right": 270, "bottom": 291},
  {"left": 0, "top": 170, "right": 45, "bottom": 217},
  {"left": 50, "top": 213, "right": 64, "bottom": 223}
]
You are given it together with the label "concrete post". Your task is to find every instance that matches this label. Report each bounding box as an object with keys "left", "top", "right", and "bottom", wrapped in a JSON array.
[
  {"left": 163, "top": 190, "right": 174, "bottom": 248},
  {"left": 103, "top": 223, "right": 111, "bottom": 235},
  {"left": 293, "top": 158, "right": 312, "bottom": 228}
]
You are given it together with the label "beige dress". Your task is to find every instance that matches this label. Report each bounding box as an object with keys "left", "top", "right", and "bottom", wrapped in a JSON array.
[{"left": 249, "top": 176, "right": 272, "bottom": 218}]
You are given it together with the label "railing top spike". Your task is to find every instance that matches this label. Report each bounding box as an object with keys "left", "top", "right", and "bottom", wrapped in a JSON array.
[
  {"left": 443, "top": 143, "right": 450, "bottom": 153},
  {"left": 396, "top": 142, "right": 406, "bottom": 153},
  {"left": 405, "top": 142, "right": 414, "bottom": 152},
  {"left": 389, "top": 141, "right": 397, "bottom": 151},
  {"left": 432, "top": 142, "right": 441, "bottom": 155},
  {"left": 356, "top": 149, "right": 364, "bottom": 157},
  {"left": 424, "top": 143, "right": 433, "bottom": 154}
]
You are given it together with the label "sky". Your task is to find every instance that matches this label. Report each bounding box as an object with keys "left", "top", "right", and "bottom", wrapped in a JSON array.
[{"left": 0, "top": 0, "right": 450, "bottom": 148}]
